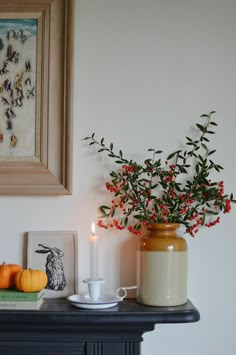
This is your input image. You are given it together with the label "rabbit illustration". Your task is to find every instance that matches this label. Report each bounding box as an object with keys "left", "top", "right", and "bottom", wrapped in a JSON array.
[{"left": 35, "top": 244, "right": 66, "bottom": 291}]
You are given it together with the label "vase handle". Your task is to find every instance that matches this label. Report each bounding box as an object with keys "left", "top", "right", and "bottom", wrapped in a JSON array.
[{"left": 116, "top": 285, "right": 138, "bottom": 300}]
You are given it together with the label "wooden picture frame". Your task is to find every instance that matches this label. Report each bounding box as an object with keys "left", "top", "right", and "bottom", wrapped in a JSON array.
[
  {"left": 27, "top": 231, "right": 78, "bottom": 298},
  {"left": 0, "top": 0, "right": 74, "bottom": 195}
]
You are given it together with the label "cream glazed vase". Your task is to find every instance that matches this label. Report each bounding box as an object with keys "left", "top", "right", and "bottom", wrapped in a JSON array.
[{"left": 137, "top": 223, "right": 188, "bottom": 306}]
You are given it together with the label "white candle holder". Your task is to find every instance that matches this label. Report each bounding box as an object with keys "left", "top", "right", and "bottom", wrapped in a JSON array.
[
  {"left": 83, "top": 278, "right": 105, "bottom": 301},
  {"left": 68, "top": 282, "right": 138, "bottom": 309}
]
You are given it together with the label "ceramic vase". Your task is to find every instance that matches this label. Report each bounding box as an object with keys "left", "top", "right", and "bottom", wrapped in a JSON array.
[{"left": 137, "top": 223, "right": 188, "bottom": 306}]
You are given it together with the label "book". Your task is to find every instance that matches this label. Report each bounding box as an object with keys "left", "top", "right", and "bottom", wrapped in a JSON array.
[
  {"left": 0, "top": 297, "right": 44, "bottom": 310},
  {"left": 0, "top": 289, "right": 44, "bottom": 301}
]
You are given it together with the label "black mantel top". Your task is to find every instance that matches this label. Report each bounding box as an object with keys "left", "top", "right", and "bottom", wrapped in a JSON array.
[
  {"left": 0, "top": 298, "right": 200, "bottom": 325},
  {"left": 0, "top": 299, "right": 200, "bottom": 355}
]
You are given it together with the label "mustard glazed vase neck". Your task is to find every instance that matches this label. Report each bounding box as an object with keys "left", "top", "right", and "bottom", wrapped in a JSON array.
[
  {"left": 140, "top": 223, "right": 187, "bottom": 252},
  {"left": 147, "top": 223, "right": 180, "bottom": 236}
]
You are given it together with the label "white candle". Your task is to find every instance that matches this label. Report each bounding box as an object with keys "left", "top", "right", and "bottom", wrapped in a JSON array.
[{"left": 89, "top": 222, "right": 98, "bottom": 280}]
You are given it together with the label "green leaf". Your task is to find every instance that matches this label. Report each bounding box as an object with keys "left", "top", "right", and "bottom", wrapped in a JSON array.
[
  {"left": 99, "top": 205, "right": 111, "bottom": 215},
  {"left": 110, "top": 142, "right": 113, "bottom": 151},
  {"left": 167, "top": 152, "right": 176, "bottom": 160},
  {"left": 100, "top": 205, "right": 111, "bottom": 210},
  {"left": 154, "top": 203, "right": 159, "bottom": 213},
  {"left": 201, "top": 136, "right": 210, "bottom": 142},
  {"left": 133, "top": 215, "right": 143, "bottom": 221},
  {"left": 167, "top": 150, "right": 181, "bottom": 160},
  {"left": 208, "top": 150, "right": 216, "bottom": 156},
  {"left": 175, "top": 183, "right": 181, "bottom": 192},
  {"left": 201, "top": 143, "right": 208, "bottom": 150},
  {"left": 91, "top": 132, "right": 95, "bottom": 138},
  {"left": 135, "top": 223, "right": 142, "bottom": 230},
  {"left": 110, "top": 171, "right": 117, "bottom": 177},
  {"left": 186, "top": 136, "right": 193, "bottom": 142},
  {"left": 206, "top": 210, "right": 219, "bottom": 215},
  {"left": 196, "top": 123, "right": 206, "bottom": 133},
  {"left": 179, "top": 167, "right": 188, "bottom": 173},
  {"left": 201, "top": 214, "right": 206, "bottom": 225}
]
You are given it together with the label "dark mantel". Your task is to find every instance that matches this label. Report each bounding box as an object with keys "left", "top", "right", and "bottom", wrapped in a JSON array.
[{"left": 0, "top": 298, "right": 200, "bottom": 355}]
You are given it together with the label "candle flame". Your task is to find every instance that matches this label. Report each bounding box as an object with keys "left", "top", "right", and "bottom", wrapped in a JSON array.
[{"left": 91, "top": 222, "right": 95, "bottom": 235}]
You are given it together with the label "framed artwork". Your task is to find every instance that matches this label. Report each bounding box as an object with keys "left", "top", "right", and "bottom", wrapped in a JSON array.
[
  {"left": 0, "top": 0, "right": 74, "bottom": 195},
  {"left": 27, "top": 231, "right": 78, "bottom": 298}
]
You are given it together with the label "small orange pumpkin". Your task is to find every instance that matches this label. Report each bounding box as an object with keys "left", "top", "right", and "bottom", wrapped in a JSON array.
[
  {"left": 0, "top": 262, "right": 22, "bottom": 289},
  {"left": 15, "top": 269, "right": 48, "bottom": 292},
  {"left": 8, "top": 264, "right": 22, "bottom": 288},
  {"left": 0, "top": 262, "right": 11, "bottom": 289}
]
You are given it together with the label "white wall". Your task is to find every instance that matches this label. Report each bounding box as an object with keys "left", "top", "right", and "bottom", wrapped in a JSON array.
[{"left": 1, "top": 0, "right": 236, "bottom": 354}]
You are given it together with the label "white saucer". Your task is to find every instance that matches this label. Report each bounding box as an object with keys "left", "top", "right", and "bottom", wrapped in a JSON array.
[{"left": 67, "top": 293, "right": 122, "bottom": 309}]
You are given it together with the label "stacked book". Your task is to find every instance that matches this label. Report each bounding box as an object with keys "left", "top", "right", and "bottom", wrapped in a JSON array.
[{"left": 0, "top": 289, "right": 44, "bottom": 310}]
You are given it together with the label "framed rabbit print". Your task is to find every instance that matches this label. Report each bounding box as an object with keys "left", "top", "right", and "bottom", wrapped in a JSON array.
[{"left": 27, "top": 231, "right": 78, "bottom": 298}]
